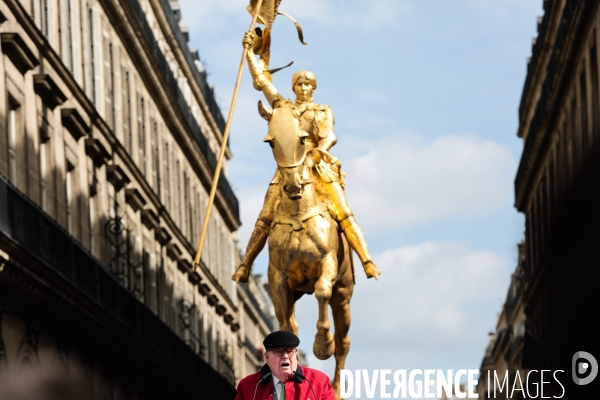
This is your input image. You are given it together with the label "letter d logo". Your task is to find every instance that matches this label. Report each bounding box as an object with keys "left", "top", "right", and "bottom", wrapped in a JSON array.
[{"left": 572, "top": 351, "right": 598, "bottom": 385}]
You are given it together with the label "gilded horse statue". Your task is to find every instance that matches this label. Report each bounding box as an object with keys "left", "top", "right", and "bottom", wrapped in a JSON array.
[
  {"left": 265, "top": 102, "right": 355, "bottom": 396},
  {"left": 232, "top": 31, "right": 380, "bottom": 398}
]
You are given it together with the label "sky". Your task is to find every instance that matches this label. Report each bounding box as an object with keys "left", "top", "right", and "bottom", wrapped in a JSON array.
[{"left": 180, "top": 0, "right": 543, "bottom": 396}]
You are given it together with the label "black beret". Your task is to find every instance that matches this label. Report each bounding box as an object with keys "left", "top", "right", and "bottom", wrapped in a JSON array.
[{"left": 263, "top": 331, "right": 300, "bottom": 349}]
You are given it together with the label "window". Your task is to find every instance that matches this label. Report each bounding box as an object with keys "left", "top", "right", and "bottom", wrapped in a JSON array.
[
  {"left": 60, "top": 0, "right": 73, "bottom": 72},
  {"left": 34, "top": 0, "right": 50, "bottom": 37},
  {"left": 176, "top": 160, "right": 181, "bottom": 225},
  {"left": 8, "top": 99, "right": 20, "bottom": 185},
  {"left": 40, "top": 136, "right": 48, "bottom": 210},
  {"left": 84, "top": 3, "right": 96, "bottom": 102},
  {"left": 138, "top": 94, "right": 146, "bottom": 175},
  {"left": 151, "top": 119, "right": 160, "bottom": 195},
  {"left": 185, "top": 175, "right": 192, "bottom": 240},
  {"left": 122, "top": 68, "right": 132, "bottom": 154},
  {"left": 194, "top": 190, "right": 201, "bottom": 245},
  {"left": 66, "top": 169, "right": 73, "bottom": 234},
  {"left": 144, "top": 252, "right": 158, "bottom": 314},
  {"left": 103, "top": 36, "right": 115, "bottom": 130},
  {"left": 164, "top": 141, "right": 171, "bottom": 211},
  {"left": 89, "top": 196, "right": 95, "bottom": 254}
]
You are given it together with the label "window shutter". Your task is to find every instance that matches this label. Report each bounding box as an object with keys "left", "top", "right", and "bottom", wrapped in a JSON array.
[
  {"left": 70, "top": 0, "right": 81, "bottom": 82},
  {"left": 138, "top": 94, "right": 146, "bottom": 175},
  {"left": 122, "top": 67, "right": 132, "bottom": 153}
]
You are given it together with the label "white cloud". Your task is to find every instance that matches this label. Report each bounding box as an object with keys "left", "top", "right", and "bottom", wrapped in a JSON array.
[
  {"left": 231, "top": 130, "right": 516, "bottom": 251},
  {"left": 340, "top": 132, "right": 516, "bottom": 233},
  {"left": 293, "top": 241, "right": 510, "bottom": 377}
]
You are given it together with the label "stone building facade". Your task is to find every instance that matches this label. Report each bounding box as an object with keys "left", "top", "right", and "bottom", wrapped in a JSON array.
[
  {"left": 477, "top": 244, "right": 527, "bottom": 399},
  {"left": 479, "top": 0, "right": 600, "bottom": 398},
  {"left": 0, "top": 0, "right": 273, "bottom": 398}
]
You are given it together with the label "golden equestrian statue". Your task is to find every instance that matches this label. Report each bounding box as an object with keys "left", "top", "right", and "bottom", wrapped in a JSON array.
[
  {"left": 191, "top": 1, "right": 381, "bottom": 397},
  {"left": 232, "top": 31, "right": 381, "bottom": 283},
  {"left": 230, "top": 30, "right": 381, "bottom": 397}
]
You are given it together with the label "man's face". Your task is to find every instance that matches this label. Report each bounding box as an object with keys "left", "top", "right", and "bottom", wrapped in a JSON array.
[
  {"left": 265, "top": 347, "right": 298, "bottom": 381},
  {"left": 293, "top": 76, "right": 314, "bottom": 101}
]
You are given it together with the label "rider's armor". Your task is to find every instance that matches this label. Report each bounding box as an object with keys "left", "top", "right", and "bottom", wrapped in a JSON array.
[
  {"left": 236, "top": 99, "right": 379, "bottom": 281},
  {"left": 232, "top": 35, "right": 379, "bottom": 282}
]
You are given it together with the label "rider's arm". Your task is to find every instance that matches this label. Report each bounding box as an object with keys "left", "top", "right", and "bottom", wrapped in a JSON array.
[
  {"left": 316, "top": 106, "right": 337, "bottom": 152},
  {"left": 244, "top": 33, "right": 283, "bottom": 107}
]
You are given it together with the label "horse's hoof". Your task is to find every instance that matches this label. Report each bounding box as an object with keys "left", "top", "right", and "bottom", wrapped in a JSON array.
[
  {"left": 231, "top": 264, "right": 250, "bottom": 283},
  {"left": 313, "top": 331, "right": 335, "bottom": 360},
  {"left": 364, "top": 261, "right": 381, "bottom": 280}
]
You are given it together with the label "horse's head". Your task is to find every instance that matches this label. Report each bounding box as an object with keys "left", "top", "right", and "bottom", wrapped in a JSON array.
[{"left": 264, "top": 103, "right": 309, "bottom": 200}]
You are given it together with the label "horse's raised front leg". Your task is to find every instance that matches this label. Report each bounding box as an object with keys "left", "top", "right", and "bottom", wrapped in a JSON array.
[
  {"left": 313, "top": 255, "right": 337, "bottom": 360},
  {"left": 268, "top": 263, "right": 298, "bottom": 335}
]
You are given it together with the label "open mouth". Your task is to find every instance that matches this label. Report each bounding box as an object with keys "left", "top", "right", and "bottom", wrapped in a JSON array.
[{"left": 280, "top": 362, "right": 290, "bottom": 368}]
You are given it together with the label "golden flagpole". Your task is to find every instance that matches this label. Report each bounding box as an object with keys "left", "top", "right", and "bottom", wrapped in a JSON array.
[{"left": 194, "top": 0, "right": 264, "bottom": 271}]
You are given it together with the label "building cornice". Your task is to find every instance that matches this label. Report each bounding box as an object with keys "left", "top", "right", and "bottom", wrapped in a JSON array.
[
  {"left": 148, "top": 0, "right": 233, "bottom": 159},
  {"left": 515, "top": 0, "right": 595, "bottom": 210}
]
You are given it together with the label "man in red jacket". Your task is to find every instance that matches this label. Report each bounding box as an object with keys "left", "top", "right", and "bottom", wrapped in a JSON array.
[{"left": 234, "top": 331, "right": 335, "bottom": 400}]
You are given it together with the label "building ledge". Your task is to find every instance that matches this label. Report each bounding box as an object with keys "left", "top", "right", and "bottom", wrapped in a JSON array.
[
  {"left": 166, "top": 243, "right": 182, "bottom": 261},
  {"left": 140, "top": 207, "right": 159, "bottom": 229},
  {"left": 61, "top": 108, "right": 88, "bottom": 141},
  {"left": 85, "top": 138, "right": 112, "bottom": 168},
  {"left": 34, "top": 74, "right": 67, "bottom": 109},
  {"left": 0, "top": 32, "right": 39, "bottom": 74},
  {"left": 155, "top": 226, "right": 171, "bottom": 245},
  {"left": 125, "top": 187, "right": 147, "bottom": 212},
  {"left": 177, "top": 258, "right": 192, "bottom": 274},
  {"left": 106, "top": 165, "right": 130, "bottom": 192}
]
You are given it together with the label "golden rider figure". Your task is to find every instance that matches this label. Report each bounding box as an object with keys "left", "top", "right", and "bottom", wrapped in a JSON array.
[{"left": 232, "top": 32, "right": 380, "bottom": 283}]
